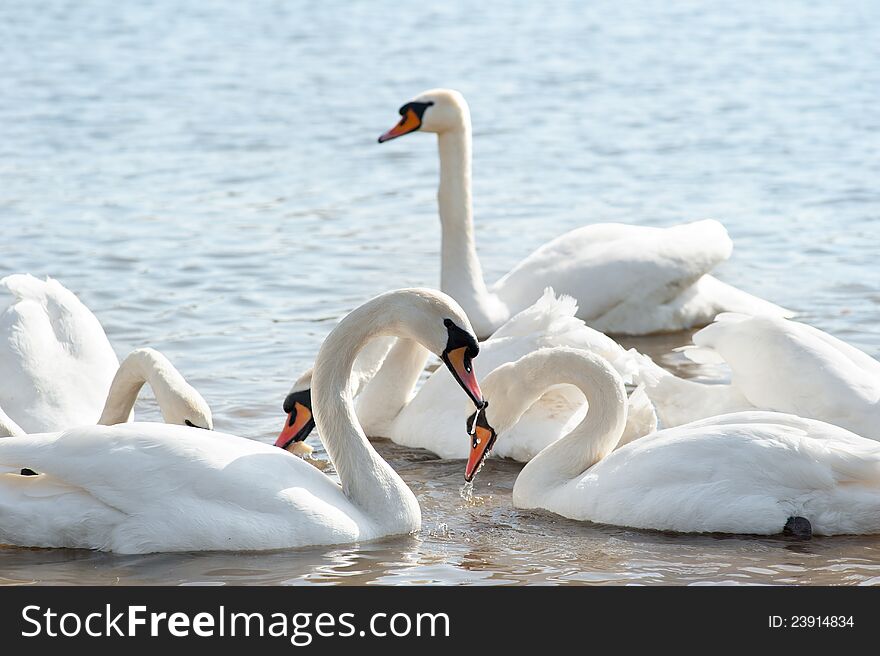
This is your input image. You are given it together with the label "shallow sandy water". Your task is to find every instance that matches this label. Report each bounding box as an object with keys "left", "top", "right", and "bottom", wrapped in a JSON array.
[{"left": 1, "top": 1, "right": 878, "bottom": 584}]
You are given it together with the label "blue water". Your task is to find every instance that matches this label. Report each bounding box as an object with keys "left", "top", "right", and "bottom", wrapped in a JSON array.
[{"left": 1, "top": 1, "right": 879, "bottom": 584}]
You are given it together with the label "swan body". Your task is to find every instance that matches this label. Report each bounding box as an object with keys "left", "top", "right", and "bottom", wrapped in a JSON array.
[
  {"left": 475, "top": 348, "right": 880, "bottom": 536},
  {"left": 379, "top": 89, "right": 791, "bottom": 338},
  {"left": 0, "top": 424, "right": 382, "bottom": 551},
  {"left": 0, "top": 274, "right": 119, "bottom": 432},
  {"left": 0, "top": 289, "right": 483, "bottom": 552},
  {"left": 637, "top": 313, "right": 880, "bottom": 439}
]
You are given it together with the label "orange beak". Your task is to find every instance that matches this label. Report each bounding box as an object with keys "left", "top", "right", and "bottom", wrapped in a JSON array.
[
  {"left": 443, "top": 346, "right": 484, "bottom": 409},
  {"left": 465, "top": 407, "right": 497, "bottom": 482},
  {"left": 275, "top": 402, "right": 314, "bottom": 451},
  {"left": 378, "top": 108, "right": 422, "bottom": 143}
]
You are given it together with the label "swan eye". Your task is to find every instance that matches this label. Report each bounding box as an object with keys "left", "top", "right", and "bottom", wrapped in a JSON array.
[{"left": 399, "top": 101, "right": 434, "bottom": 119}]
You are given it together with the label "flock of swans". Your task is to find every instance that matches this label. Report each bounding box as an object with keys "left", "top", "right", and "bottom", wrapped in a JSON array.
[{"left": 1, "top": 89, "right": 878, "bottom": 555}]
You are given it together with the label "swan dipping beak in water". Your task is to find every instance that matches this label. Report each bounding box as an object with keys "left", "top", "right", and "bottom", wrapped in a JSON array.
[
  {"left": 276, "top": 388, "right": 315, "bottom": 456},
  {"left": 465, "top": 404, "right": 497, "bottom": 482},
  {"left": 275, "top": 313, "right": 486, "bottom": 458}
]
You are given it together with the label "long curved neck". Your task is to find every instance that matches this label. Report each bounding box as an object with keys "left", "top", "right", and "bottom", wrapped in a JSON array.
[
  {"left": 311, "top": 298, "right": 421, "bottom": 525},
  {"left": 0, "top": 406, "right": 24, "bottom": 437},
  {"left": 502, "top": 351, "right": 628, "bottom": 499},
  {"left": 97, "top": 349, "right": 184, "bottom": 425},
  {"left": 354, "top": 338, "right": 430, "bottom": 435},
  {"left": 437, "top": 119, "right": 502, "bottom": 337}
]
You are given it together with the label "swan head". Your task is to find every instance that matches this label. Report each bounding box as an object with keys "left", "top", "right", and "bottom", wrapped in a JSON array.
[
  {"left": 465, "top": 403, "right": 498, "bottom": 482},
  {"left": 380, "top": 288, "right": 484, "bottom": 408},
  {"left": 275, "top": 387, "right": 315, "bottom": 454},
  {"left": 463, "top": 359, "right": 522, "bottom": 481},
  {"left": 167, "top": 386, "right": 213, "bottom": 431},
  {"left": 464, "top": 356, "right": 540, "bottom": 482},
  {"left": 378, "top": 89, "right": 469, "bottom": 142},
  {"left": 439, "top": 317, "right": 484, "bottom": 409}
]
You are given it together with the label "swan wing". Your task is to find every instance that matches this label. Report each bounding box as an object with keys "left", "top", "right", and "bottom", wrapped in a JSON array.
[
  {"left": 634, "top": 350, "right": 753, "bottom": 427},
  {"left": 566, "top": 411, "right": 880, "bottom": 535},
  {"left": 0, "top": 274, "right": 119, "bottom": 432},
  {"left": 693, "top": 315, "right": 880, "bottom": 438},
  {"left": 493, "top": 288, "right": 640, "bottom": 379},
  {"left": 490, "top": 221, "right": 732, "bottom": 329},
  {"left": 0, "top": 423, "right": 364, "bottom": 552},
  {"left": 0, "top": 472, "right": 123, "bottom": 549}
]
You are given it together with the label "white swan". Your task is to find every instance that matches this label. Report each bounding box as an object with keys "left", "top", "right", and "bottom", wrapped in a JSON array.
[
  {"left": 378, "top": 89, "right": 791, "bottom": 338},
  {"left": 467, "top": 347, "right": 880, "bottom": 536},
  {"left": 0, "top": 289, "right": 485, "bottom": 552},
  {"left": 278, "top": 290, "right": 657, "bottom": 462},
  {"left": 97, "top": 348, "right": 213, "bottom": 430},
  {"left": 1, "top": 347, "right": 212, "bottom": 436},
  {"left": 0, "top": 347, "right": 211, "bottom": 480},
  {"left": 636, "top": 313, "right": 880, "bottom": 439},
  {"left": 0, "top": 274, "right": 119, "bottom": 432}
]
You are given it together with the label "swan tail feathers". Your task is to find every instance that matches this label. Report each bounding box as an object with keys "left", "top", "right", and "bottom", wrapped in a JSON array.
[
  {"left": 1, "top": 273, "right": 48, "bottom": 301},
  {"left": 603, "top": 348, "right": 642, "bottom": 386},
  {"left": 508, "top": 289, "right": 644, "bottom": 384},
  {"left": 0, "top": 273, "right": 74, "bottom": 309},
  {"left": 631, "top": 351, "right": 673, "bottom": 388},
  {"left": 808, "top": 436, "right": 880, "bottom": 486},
  {"left": 491, "top": 288, "right": 579, "bottom": 340}
]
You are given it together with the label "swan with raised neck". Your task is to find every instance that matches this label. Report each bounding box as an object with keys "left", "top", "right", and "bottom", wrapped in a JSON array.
[
  {"left": 380, "top": 89, "right": 507, "bottom": 337},
  {"left": 378, "top": 89, "right": 792, "bottom": 338}
]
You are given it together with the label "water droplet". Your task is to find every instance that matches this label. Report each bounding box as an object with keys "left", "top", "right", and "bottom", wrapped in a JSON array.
[{"left": 459, "top": 481, "right": 474, "bottom": 503}]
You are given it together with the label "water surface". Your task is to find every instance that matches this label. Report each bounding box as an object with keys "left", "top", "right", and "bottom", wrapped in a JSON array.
[{"left": 1, "top": 1, "right": 879, "bottom": 585}]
